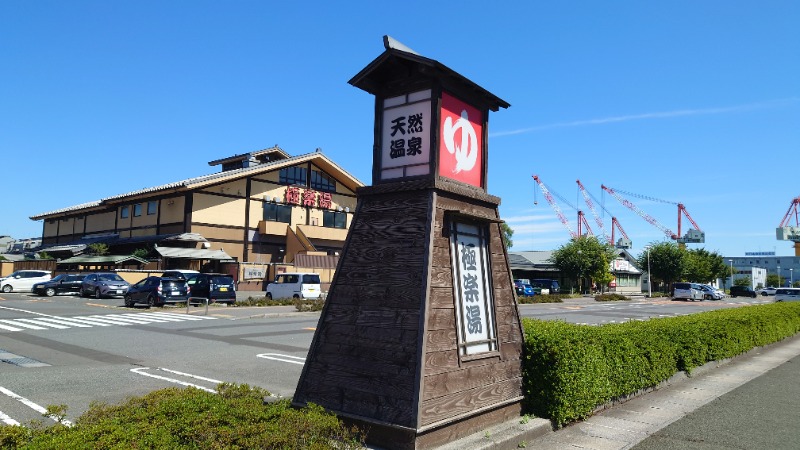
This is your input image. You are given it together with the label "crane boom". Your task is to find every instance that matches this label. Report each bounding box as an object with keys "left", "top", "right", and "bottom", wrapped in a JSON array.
[
  {"left": 533, "top": 175, "right": 576, "bottom": 238},
  {"left": 577, "top": 180, "right": 610, "bottom": 243},
  {"left": 601, "top": 184, "right": 678, "bottom": 240}
]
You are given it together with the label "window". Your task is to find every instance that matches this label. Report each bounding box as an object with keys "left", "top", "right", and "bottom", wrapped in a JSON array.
[
  {"left": 279, "top": 166, "right": 307, "bottom": 185},
  {"left": 147, "top": 201, "right": 157, "bottom": 215},
  {"left": 310, "top": 170, "right": 336, "bottom": 192},
  {"left": 120, "top": 206, "right": 129, "bottom": 219},
  {"left": 133, "top": 204, "right": 142, "bottom": 217},
  {"left": 323, "top": 211, "right": 346, "bottom": 229},
  {"left": 264, "top": 203, "right": 292, "bottom": 223}
]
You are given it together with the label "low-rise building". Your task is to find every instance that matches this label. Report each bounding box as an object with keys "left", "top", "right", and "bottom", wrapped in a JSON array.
[{"left": 30, "top": 146, "right": 364, "bottom": 290}]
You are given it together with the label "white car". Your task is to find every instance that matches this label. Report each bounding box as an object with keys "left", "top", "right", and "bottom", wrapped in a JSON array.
[
  {"left": 757, "top": 287, "right": 778, "bottom": 296},
  {"left": 0, "top": 270, "right": 52, "bottom": 293},
  {"left": 775, "top": 288, "right": 800, "bottom": 302},
  {"left": 697, "top": 284, "right": 724, "bottom": 300}
]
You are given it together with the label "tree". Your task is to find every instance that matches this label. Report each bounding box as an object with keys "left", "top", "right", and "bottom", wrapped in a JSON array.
[
  {"left": 637, "top": 241, "right": 684, "bottom": 292},
  {"left": 500, "top": 222, "right": 514, "bottom": 250},
  {"left": 767, "top": 274, "right": 782, "bottom": 287},
  {"left": 550, "top": 236, "right": 616, "bottom": 294},
  {"left": 734, "top": 276, "right": 751, "bottom": 287},
  {"left": 132, "top": 248, "right": 151, "bottom": 259},
  {"left": 683, "top": 248, "right": 727, "bottom": 284},
  {"left": 87, "top": 243, "right": 109, "bottom": 256}
]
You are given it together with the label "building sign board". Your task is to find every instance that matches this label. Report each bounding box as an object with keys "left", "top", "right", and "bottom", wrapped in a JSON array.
[
  {"left": 449, "top": 221, "right": 497, "bottom": 356},
  {"left": 380, "top": 90, "right": 432, "bottom": 180},
  {"left": 438, "top": 92, "right": 483, "bottom": 188}
]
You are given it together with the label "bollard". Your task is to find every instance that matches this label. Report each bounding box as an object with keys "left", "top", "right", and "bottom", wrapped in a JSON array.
[{"left": 186, "top": 297, "right": 209, "bottom": 315}]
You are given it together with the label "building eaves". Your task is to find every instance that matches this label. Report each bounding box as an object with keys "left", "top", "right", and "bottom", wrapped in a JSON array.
[{"left": 30, "top": 150, "right": 365, "bottom": 220}]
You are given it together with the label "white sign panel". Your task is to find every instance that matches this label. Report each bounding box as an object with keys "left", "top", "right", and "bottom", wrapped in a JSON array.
[
  {"left": 449, "top": 221, "right": 497, "bottom": 356},
  {"left": 380, "top": 90, "right": 431, "bottom": 180}
]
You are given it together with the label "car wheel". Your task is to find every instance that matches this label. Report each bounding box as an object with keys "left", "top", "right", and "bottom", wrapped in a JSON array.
[
  {"left": 95, "top": 289, "right": 102, "bottom": 299},
  {"left": 80, "top": 288, "right": 87, "bottom": 298},
  {"left": 704, "top": 295, "right": 711, "bottom": 300},
  {"left": 147, "top": 295, "right": 156, "bottom": 308},
  {"left": 293, "top": 294, "right": 300, "bottom": 299},
  {"left": 124, "top": 294, "right": 134, "bottom": 307},
  {"left": 265, "top": 292, "right": 272, "bottom": 300},
  {"left": 45, "top": 287, "right": 56, "bottom": 297},
  {"left": 1, "top": 285, "right": 11, "bottom": 293}
]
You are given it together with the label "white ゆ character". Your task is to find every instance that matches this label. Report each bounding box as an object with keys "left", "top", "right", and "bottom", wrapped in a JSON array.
[{"left": 443, "top": 109, "right": 478, "bottom": 174}]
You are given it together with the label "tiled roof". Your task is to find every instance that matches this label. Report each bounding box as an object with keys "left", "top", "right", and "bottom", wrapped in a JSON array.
[{"left": 30, "top": 151, "right": 364, "bottom": 220}]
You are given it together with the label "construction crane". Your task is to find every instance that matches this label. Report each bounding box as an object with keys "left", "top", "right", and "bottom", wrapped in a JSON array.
[
  {"left": 576, "top": 179, "right": 632, "bottom": 249},
  {"left": 601, "top": 185, "right": 704, "bottom": 247},
  {"left": 776, "top": 196, "right": 800, "bottom": 256},
  {"left": 533, "top": 175, "right": 592, "bottom": 239}
]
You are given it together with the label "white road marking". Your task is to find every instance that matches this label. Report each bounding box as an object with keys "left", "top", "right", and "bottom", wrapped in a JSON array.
[
  {"left": 0, "top": 410, "right": 20, "bottom": 426},
  {"left": 256, "top": 353, "right": 306, "bottom": 365},
  {"left": 0, "top": 322, "right": 24, "bottom": 331},
  {"left": 130, "top": 368, "right": 217, "bottom": 393},
  {"left": 12, "top": 319, "right": 70, "bottom": 329},
  {"left": 0, "top": 386, "right": 72, "bottom": 426},
  {"left": 20, "top": 317, "right": 93, "bottom": 328}
]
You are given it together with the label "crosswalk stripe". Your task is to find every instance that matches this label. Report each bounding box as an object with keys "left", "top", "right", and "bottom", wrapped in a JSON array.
[
  {"left": 13, "top": 319, "right": 70, "bottom": 329},
  {"left": 24, "top": 317, "right": 93, "bottom": 328},
  {"left": 0, "top": 312, "right": 217, "bottom": 333},
  {"left": 0, "top": 322, "right": 23, "bottom": 332},
  {"left": 0, "top": 320, "right": 47, "bottom": 330}
]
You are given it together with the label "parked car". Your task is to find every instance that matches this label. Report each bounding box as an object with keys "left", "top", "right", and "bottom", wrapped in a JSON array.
[
  {"left": 729, "top": 285, "right": 757, "bottom": 298},
  {"left": 697, "top": 284, "right": 724, "bottom": 300},
  {"left": 514, "top": 280, "right": 536, "bottom": 297},
  {"left": 124, "top": 276, "right": 189, "bottom": 307},
  {"left": 32, "top": 274, "right": 86, "bottom": 297},
  {"left": 672, "top": 282, "right": 705, "bottom": 301},
  {"left": 775, "top": 288, "right": 800, "bottom": 302},
  {"left": 185, "top": 273, "right": 236, "bottom": 304},
  {"left": 80, "top": 273, "right": 130, "bottom": 299},
  {"left": 0, "top": 270, "right": 52, "bottom": 293},
  {"left": 265, "top": 272, "right": 321, "bottom": 299},
  {"left": 757, "top": 287, "right": 778, "bottom": 296},
  {"left": 531, "top": 279, "right": 560, "bottom": 294}
]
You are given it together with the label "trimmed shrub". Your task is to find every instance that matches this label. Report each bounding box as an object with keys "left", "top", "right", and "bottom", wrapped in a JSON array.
[
  {"left": 2, "top": 384, "right": 363, "bottom": 449},
  {"left": 521, "top": 302, "right": 800, "bottom": 427},
  {"left": 594, "top": 293, "right": 629, "bottom": 302}
]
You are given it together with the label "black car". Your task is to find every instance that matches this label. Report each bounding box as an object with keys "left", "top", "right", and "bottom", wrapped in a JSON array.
[
  {"left": 729, "top": 285, "right": 757, "bottom": 298},
  {"left": 185, "top": 273, "right": 237, "bottom": 305},
  {"left": 31, "top": 274, "right": 86, "bottom": 297},
  {"left": 124, "top": 276, "right": 189, "bottom": 307}
]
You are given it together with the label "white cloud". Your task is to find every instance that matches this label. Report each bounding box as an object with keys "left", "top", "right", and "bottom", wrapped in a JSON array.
[{"left": 491, "top": 98, "right": 800, "bottom": 138}]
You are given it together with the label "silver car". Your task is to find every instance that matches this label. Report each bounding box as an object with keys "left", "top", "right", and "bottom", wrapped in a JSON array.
[
  {"left": 697, "top": 284, "right": 724, "bottom": 300},
  {"left": 80, "top": 273, "right": 130, "bottom": 299}
]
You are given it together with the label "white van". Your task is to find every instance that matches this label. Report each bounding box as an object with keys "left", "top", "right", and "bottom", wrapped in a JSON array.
[
  {"left": 265, "top": 272, "right": 322, "bottom": 300},
  {"left": 672, "top": 282, "right": 704, "bottom": 301}
]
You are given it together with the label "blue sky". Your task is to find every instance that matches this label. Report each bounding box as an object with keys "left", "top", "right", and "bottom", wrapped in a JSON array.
[{"left": 2, "top": 1, "right": 798, "bottom": 258}]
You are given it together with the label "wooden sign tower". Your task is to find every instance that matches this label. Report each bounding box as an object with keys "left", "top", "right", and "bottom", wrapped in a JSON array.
[{"left": 293, "top": 36, "right": 523, "bottom": 449}]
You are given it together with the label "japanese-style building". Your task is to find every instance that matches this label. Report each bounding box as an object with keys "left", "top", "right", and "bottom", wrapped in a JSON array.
[{"left": 30, "top": 146, "right": 364, "bottom": 286}]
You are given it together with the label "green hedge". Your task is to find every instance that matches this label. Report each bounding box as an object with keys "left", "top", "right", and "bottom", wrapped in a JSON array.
[
  {"left": 1, "top": 384, "right": 363, "bottom": 449},
  {"left": 521, "top": 302, "right": 800, "bottom": 427}
]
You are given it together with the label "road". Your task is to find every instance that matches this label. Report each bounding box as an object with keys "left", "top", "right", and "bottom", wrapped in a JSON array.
[{"left": 0, "top": 292, "right": 771, "bottom": 427}]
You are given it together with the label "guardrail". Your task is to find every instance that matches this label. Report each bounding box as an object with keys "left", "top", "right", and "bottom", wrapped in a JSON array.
[{"left": 186, "top": 297, "right": 209, "bottom": 315}]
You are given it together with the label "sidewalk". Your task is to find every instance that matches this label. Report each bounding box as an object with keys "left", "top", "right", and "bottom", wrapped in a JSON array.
[{"left": 435, "top": 333, "right": 800, "bottom": 449}]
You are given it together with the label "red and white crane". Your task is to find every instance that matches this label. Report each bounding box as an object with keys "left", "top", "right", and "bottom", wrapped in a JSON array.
[
  {"left": 577, "top": 179, "right": 632, "bottom": 248},
  {"left": 600, "top": 185, "right": 704, "bottom": 246},
  {"left": 776, "top": 196, "right": 800, "bottom": 256},
  {"left": 533, "top": 175, "right": 592, "bottom": 239}
]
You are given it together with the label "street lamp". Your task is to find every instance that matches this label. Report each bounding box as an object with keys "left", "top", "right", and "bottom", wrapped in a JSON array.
[
  {"left": 778, "top": 265, "right": 781, "bottom": 286},
  {"left": 791, "top": 268, "right": 794, "bottom": 286},
  {"left": 644, "top": 246, "right": 652, "bottom": 298},
  {"left": 729, "top": 259, "right": 734, "bottom": 291}
]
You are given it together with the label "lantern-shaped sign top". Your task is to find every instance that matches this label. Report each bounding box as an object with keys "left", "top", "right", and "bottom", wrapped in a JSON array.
[{"left": 349, "top": 36, "right": 509, "bottom": 191}]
